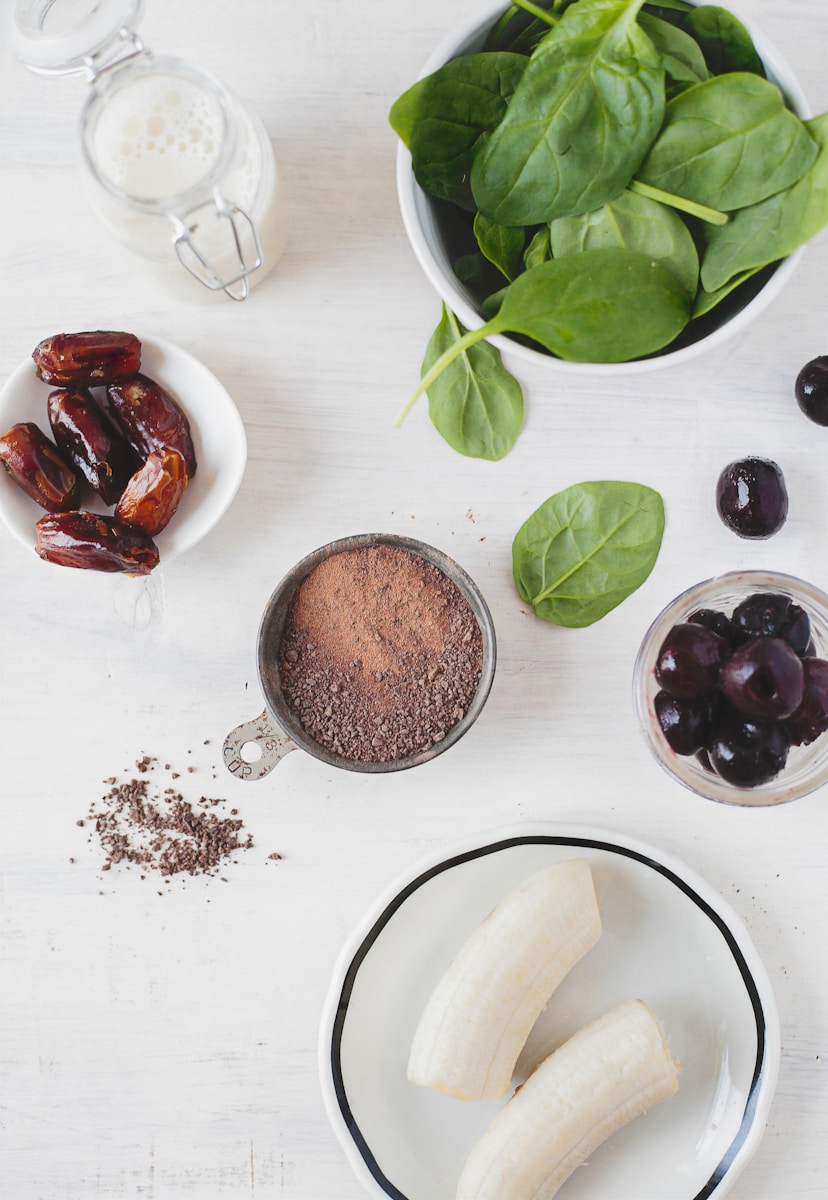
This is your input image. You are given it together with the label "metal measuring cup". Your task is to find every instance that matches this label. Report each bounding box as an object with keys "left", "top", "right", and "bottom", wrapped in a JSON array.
[{"left": 222, "top": 533, "right": 497, "bottom": 780}]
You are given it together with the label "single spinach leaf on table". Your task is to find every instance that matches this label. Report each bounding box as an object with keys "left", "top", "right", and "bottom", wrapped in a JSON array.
[
  {"left": 637, "top": 73, "right": 818, "bottom": 212},
  {"left": 512, "top": 481, "right": 665, "bottom": 626},
  {"left": 421, "top": 304, "right": 524, "bottom": 460},
  {"left": 389, "top": 53, "right": 527, "bottom": 211},
  {"left": 473, "top": 213, "right": 527, "bottom": 281},
  {"left": 700, "top": 111, "right": 828, "bottom": 291},
  {"left": 684, "top": 4, "right": 764, "bottom": 76},
  {"left": 549, "top": 187, "right": 699, "bottom": 297},
  {"left": 471, "top": 0, "right": 665, "bottom": 225}
]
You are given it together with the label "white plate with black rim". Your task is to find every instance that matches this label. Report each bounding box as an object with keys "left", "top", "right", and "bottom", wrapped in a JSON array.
[{"left": 318, "top": 823, "right": 779, "bottom": 1200}]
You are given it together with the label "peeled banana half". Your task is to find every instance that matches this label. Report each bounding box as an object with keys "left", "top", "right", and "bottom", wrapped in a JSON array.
[
  {"left": 407, "top": 857, "right": 602, "bottom": 1102},
  {"left": 455, "top": 998, "right": 681, "bottom": 1200}
]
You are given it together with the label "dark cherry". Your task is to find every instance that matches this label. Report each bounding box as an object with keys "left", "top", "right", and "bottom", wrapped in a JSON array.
[
  {"left": 730, "top": 592, "right": 811, "bottom": 655},
  {"left": 715, "top": 457, "right": 788, "bottom": 539},
  {"left": 719, "top": 637, "right": 804, "bottom": 720},
  {"left": 794, "top": 355, "right": 828, "bottom": 426},
  {"left": 688, "top": 607, "right": 734, "bottom": 644},
  {"left": 706, "top": 714, "right": 790, "bottom": 787},
  {"left": 784, "top": 658, "right": 828, "bottom": 745},
  {"left": 655, "top": 690, "right": 710, "bottom": 755},
  {"left": 655, "top": 622, "right": 730, "bottom": 699}
]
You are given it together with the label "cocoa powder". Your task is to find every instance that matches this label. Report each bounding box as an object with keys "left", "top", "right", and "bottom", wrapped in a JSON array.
[{"left": 278, "top": 544, "right": 484, "bottom": 762}]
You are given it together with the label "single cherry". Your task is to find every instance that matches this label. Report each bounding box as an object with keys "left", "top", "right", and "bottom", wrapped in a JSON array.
[
  {"left": 654, "top": 691, "right": 710, "bottom": 755},
  {"left": 719, "top": 637, "right": 804, "bottom": 720},
  {"left": 715, "top": 457, "right": 788, "bottom": 539},
  {"left": 731, "top": 592, "right": 810, "bottom": 655},
  {"left": 706, "top": 714, "right": 790, "bottom": 787},
  {"left": 794, "top": 355, "right": 828, "bottom": 426},
  {"left": 655, "top": 622, "right": 730, "bottom": 699}
]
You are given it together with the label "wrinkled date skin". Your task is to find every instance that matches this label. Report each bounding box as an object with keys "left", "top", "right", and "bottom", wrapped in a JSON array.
[
  {"left": 35, "top": 511, "right": 159, "bottom": 574},
  {"left": 0, "top": 421, "right": 82, "bottom": 512},
  {"left": 115, "top": 449, "right": 189, "bottom": 536},
  {"left": 33, "top": 331, "right": 142, "bottom": 387},
  {"left": 47, "top": 387, "right": 140, "bottom": 506},
  {"left": 107, "top": 374, "right": 197, "bottom": 477}
]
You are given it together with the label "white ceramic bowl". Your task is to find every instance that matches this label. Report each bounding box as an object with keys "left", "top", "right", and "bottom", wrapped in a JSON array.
[
  {"left": 319, "top": 822, "right": 780, "bottom": 1200},
  {"left": 396, "top": 0, "right": 810, "bottom": 376},
  {"left": 634, "top": 570, "right": 828, "bottom": 805},
  {"left": 0, "top": 333, "right": 247, "bottom": 569}
]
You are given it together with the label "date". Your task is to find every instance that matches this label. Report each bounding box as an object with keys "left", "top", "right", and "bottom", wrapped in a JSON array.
[
  {"left": 48, "top": 387, "right": 140, "bottom": 506},
  {"left": 35, "top": 511, "right": 160, "bottom": 574},
  {"left": 0, "top": 422, "right": 81, "bottom": 512},
  {"left": 115, "top": 449, "right": 189, "bottom": 536},
  {"left": 107, "top": 374, "right": 197, "bottom": 477},
  {"left": 33, "top": 331, "right": 142, "bottom": 387}
]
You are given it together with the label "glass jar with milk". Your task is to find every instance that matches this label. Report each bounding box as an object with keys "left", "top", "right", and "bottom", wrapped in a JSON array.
[{"left": 11, "top": 0, "right": 288, "bottom": 301}]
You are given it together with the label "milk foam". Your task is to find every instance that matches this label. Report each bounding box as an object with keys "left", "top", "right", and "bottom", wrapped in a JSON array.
[{"left": 92, "top": 74, "right": 226, "bottom": 200}]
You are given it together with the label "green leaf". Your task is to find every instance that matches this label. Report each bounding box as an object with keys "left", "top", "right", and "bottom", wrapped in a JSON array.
[
  {"left": 549, "top": 187, "right": 699, "bottom": 297},
  {"left": 471, "top": 0, "right": 665, "bottom": 224},
  {"left": 638, "top": 11, "right": 710, "bottom": 86},
  {"left": 389, "top": 53, "right": 528, "bottom": 211},
  {"left": 473, "top": 212, "right": 526, "bottom": 281},
  {"left": 523, "top": 226, "right": 552, "bottom": 270},
  {"left": 691, "top": 266, "right": 763, "bottom": 317},
  {"left": 422, "top": 304, "right": 524, "bottom": 460},
  {"left": 490, "top": 248, "right": 690, "bottom": 362},
  {"left": 512, "top": 480, "right": 665, "bottom": 626},
  {"left": 684, "top": 5, "right": 764, "bottom": 76},
  {"left": 638, "top": 73, "right": 818, "bottom": 211},
  {"left": 700, "top": 111, "right": 828, "bottom": 291}
]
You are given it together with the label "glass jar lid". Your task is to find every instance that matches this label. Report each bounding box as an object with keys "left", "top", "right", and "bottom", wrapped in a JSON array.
[{"left": 11, "top": 0, "right": 145, "bottom": 76}]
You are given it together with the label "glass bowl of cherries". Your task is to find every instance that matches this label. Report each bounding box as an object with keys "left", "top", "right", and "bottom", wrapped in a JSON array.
[{"left": 634, "top": 571, "right": 828, "bottom": 806}]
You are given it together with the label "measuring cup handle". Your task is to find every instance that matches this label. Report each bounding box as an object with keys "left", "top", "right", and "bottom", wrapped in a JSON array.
[{"left": 223, "top": 709, "right": 296, "bottom": 781}]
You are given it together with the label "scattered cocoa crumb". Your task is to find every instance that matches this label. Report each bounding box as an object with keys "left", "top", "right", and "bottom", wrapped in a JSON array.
[
  {"left": 268, "top": 852, "right": 283, "bottom": 861},
  {"left": 83, "top": 758, "right": 260, "bottom": 881}
]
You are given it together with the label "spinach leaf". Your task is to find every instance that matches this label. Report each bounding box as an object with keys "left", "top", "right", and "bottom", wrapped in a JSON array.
[
  {"left": 473, "top": 213, "right": 526, "bottom": 281},
  {"left": 489, "top": 248, "right": 690, "bottom": 361},
  {"left": 471, "top": 0, "right": 665, "bottom": 225},
  {"left": 700, "top": 111, "right": 828, "bottom": 291},
  {"left": 512, "top": 481, "right": 665, "bottom": 626},
  {"left": 684, "top": 4, "right": 764, "bottom": 76},
  {"left": 549, "top": 188, "right": 699, "bottom": 296},
  {"left": 638, "top": 73, "right": 818, "bottom": 211},
  {"left": 389, "top": 53, "right": 527, "bottom": 211},
  {"left": 523, "top": 226, "right": 552, "bottom": 270},
  {"left": 486, "top": 1, "right": 573, "bottom": 53},
  {"left": 397, "top": 248, "right": 690, "bottom": 424},
  {"left": 638, "top": 11, "right": 710, "bottom": 88},
  {"left": 421, "top": 304, "right": 524, "bottom": 460},
  {"left": 692, "top": 266, "right": 763, "bottom": 317}
]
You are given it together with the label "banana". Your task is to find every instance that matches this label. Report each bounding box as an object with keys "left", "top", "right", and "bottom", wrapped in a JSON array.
[
  {"left": 407, "top": 858, "right": 601, "bottom": 1102},
  {"left": 455, "top": 998, "right": 680, "bottom": 1200}
]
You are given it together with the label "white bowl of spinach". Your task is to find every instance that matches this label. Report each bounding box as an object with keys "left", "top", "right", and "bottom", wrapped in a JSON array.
[{"left": 391, "top": 0, "right": 827, "bottom": 458}]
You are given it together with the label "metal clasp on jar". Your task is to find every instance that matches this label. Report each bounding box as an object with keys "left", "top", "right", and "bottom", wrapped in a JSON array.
[{"left": 172, "top": 189, "right": 263, "bottom": 302}]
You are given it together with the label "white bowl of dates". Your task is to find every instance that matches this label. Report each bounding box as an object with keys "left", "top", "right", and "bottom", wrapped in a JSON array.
[
  {"left": 393, "top": 0, "right": 821, "bottom": 378},
  {"left": 223, "top": 533, "right": 497, "bottom": 780},
  {"left": 634, "top": 571, "right": 828, "bottom": 806},
  {"left": 0, "top": 331, "right": 247, "bottom": 573}
]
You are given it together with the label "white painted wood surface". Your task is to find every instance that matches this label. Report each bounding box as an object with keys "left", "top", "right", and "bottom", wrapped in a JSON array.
[{"left": 1, "top": 2, "right": 826, "bottom": 1197}]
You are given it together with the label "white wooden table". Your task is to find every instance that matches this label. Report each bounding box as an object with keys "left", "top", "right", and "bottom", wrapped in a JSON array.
[{"left": 1, "top": 2, "right": 826, "bottom": 1197}]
